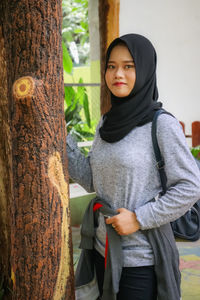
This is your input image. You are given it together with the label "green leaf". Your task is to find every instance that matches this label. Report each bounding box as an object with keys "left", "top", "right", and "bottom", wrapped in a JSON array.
[
  {"left": 65, "top": 104, "right": 81, "bottom": 124},
  {"left": 74, "top": 28, "right": 85, "bottom": 33},
  {"left": 80, "top": 35, "right": 87, "bottom": 46},
  {"left": 62, "top": 31, "right": 73, "bottom": 43},
  {"left": 75, "top": 78, "right": 85, "bottom": 105},
  {"left": 80, "top": 21, "right": 88, "bottom": 31},
  {"left": 83, "top": 93, "right": 91, "bottom": 127},
  {"left": 71, "top": 93, "right": 80, "bottom": 111},
  {"left": 62, "top": 41, "right": 73, "bottom": 74},
  {"left": 71, "top": 7, "right": 79, "bottom": 12},
  {"left": 191, "top": 146, "right": 200, "bottom": 160},
  {"left": 64, "top": 86, "right": 75, "bottom": 107}
]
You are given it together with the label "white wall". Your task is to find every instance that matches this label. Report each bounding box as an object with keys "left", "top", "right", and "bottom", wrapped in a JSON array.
[{"left": 120, "top": 0, "right": 200, "bottom": 136}]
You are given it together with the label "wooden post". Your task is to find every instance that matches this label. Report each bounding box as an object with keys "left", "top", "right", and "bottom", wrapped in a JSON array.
[
  {"left": 99, "top": 0, "right": 120, "bottom": 115},
  {"left": 179, "top": 121, "right": 185, "bottom": 134},
  {"left": 192, "top": 121, "right": 200, "bottom": 147},
  {"left": 0, "top": 1, "right": 74, "bottom": 299}
]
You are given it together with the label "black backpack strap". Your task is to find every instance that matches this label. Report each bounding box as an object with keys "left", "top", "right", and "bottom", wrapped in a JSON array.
[{"left": 152, "top": 109, "right": 173, "bottom": 195}]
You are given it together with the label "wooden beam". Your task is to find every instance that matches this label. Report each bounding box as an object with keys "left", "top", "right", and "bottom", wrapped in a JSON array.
[
  {"left": 192, "top": 121, "right": 200, "bottom": 147},
  {"left": 99, "top": 0, "right": 120, "bottom": 115},
  {"left": 106, "top": 0, "right": 120, "bottom": 48}
]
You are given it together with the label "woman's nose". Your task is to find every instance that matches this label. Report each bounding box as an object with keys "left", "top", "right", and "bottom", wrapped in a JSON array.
[{"left": 115, "top": 67, "right": 124, "bottom": 78}]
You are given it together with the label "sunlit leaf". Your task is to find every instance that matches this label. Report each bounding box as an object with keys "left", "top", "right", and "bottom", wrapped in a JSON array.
[
  {"left": 64, "top": 86, "right": 75, "bottom": 107},
  {"left": 75, "top": 78, "right": 84, "bottom": 105},
  {"left": 83, "top": 93, "right": 91, "bottom": 127},
  {"left": 62, "top": 41, "right": 73, "bottom": 74},
  {"left": 74, "top": 28, "right": 84, "bottom": 33},
  {"left": 80, "top": 21, "right": 88, "bottom": 30}
]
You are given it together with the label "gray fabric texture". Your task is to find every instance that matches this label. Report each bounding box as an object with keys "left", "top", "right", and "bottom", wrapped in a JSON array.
[
  {"left": 75, "top": 197, "right": 181, "bottom": 300},
  {"left": 76, "top": 197, "right": 123, "bottom": 300},
  {"left": 67, "top": 113, "right": 200, "bottom": 267},
  {"left": 145, "top": 221, "right": 181, "bottom": 299}
]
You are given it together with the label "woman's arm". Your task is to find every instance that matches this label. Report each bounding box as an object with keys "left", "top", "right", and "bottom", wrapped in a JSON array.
[
  {"left": 66, "top": 134, "right": 94, "bottom": 193},
  {"left": 135, "top": 114, "right": 200, "bottom": 230}
]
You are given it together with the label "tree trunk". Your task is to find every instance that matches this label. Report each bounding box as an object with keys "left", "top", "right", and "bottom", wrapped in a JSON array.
[
  {"left": 99, "top": 0, "right": 120, "bottom": 115},
  {"left": 0, "top": 22, "right": 12, "bottom": 299},
  {"left": 0, "top": 1, "right": 74, "bottom": 299}
]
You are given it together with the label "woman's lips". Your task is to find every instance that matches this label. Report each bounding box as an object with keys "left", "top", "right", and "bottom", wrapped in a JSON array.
[{"left": 113, "top": 82, "right": 126, "bottom": 86}]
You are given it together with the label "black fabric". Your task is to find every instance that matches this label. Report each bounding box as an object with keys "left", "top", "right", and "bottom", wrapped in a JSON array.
[
  {"left": 93, "top": 249, "right": 105, "bottom": 297},
  {"left": 171, "top": 202, "right": 200, "bottom": 241},
  {"left": 117, "top": 266, "right": 157, "bottom": 300},
  {"left": 99, "top": 33, "right": 162, "bottom": 143},
  {"left": 93, "top": 248, "right": 157, "bottom": 300},
  {"left": 151, "top": 109, "right": 173, "bottom": 194}
]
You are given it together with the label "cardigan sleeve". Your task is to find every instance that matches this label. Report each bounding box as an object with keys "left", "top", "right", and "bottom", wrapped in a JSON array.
[
  {"left": 135, "top": 114, "right": 200, "bottom": 230},
  {"left": 66, "top": 133, "right": 94, "bottom": 193}
]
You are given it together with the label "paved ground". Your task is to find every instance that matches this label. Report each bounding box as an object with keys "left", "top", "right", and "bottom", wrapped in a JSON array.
[
  {"left": 72, "top": 227, "right": 200, "bottom": 299},
  {"left": 176, "top": 239, "right": 200, "bottom": 299}
]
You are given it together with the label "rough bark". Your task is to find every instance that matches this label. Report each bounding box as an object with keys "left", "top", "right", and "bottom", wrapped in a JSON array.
[
  {"left": 0, "top": 22, "right": 12, "bottom": 299},
  {"left": 99, "top": 0, "right": 120, "bottom": 115},
  {"left": 0, "top": 1, "right": 74, "bottom": 299}
]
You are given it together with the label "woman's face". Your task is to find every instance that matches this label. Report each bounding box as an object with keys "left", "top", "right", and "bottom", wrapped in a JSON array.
[{"left": 105, "top": 44, "right": 136, "bottom": 98}]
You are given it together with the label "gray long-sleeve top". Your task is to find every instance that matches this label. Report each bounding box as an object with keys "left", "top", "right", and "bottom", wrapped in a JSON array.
[{"left": 67, "top": 113, "right": 200, "bottom": 267}]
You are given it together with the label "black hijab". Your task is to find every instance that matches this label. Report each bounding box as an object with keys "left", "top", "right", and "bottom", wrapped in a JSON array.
[{"left": 99, "top": 33, "right": 162, "bottom": 143}]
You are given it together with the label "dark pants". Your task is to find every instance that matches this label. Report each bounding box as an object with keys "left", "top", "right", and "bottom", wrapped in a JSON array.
[{"left": 93, "top": 249, "right": 157, "bottom": 300}]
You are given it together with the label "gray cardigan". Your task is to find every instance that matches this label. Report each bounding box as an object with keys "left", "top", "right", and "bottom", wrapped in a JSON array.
[{"left": 75, "top": 197, "right": 181, "bottom": 300}]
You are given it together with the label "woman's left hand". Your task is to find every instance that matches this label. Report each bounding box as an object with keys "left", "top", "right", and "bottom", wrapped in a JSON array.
[{"left": 105, "top": 208, "right": 140, "bottom": 235}]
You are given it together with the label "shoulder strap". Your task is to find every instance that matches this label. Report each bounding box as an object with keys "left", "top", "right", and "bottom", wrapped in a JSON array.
[{"left": 152, "top": 109, "right": 173, "bottom": 195}]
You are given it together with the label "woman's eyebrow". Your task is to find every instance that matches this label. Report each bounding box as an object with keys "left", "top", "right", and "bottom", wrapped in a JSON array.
[
  {"left": 107, "top": 60, "right": 134, "bottom": 63},
  {"left": 123, "top": 60, "right": 134, "bottom": 63}
]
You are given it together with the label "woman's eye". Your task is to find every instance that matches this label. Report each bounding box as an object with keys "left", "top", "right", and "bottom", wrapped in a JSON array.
[
  {"left": 107, "top": 65, "right": 115, "bottom": 69},
  {"left": 125, "top": 64, "right": 135, "bottom": 69}
]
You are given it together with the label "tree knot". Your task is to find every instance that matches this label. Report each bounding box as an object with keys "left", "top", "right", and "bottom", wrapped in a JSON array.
[{"left": 13, "top": 76, "right": 36, "bottom": 100}]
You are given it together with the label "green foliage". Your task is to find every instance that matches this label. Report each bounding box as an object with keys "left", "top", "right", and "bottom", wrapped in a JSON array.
[
  {"left": 62, "top": 0, "right": 96, "bottom": 152},
  {"left": 62, "top": 0, "right": 89, "bottom": 66},
  {"left": 64, "top": 78, "right": 97, "bottom": 144},
  {"left": 191, "top": 146, "right": 200, "bottom": 160}
]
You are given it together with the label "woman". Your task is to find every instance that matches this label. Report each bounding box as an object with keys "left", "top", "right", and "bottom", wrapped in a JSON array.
[{"left": 67, "top": 34, "right": 200, "bottom": 300}]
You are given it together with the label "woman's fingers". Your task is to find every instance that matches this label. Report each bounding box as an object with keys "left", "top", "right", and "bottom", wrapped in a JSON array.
[
  {"left": 105, "top": 215, "right": 117, "bottom": 225},
  {"left": 105, "top": 208, "right": 140, "bottom": 235}
]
